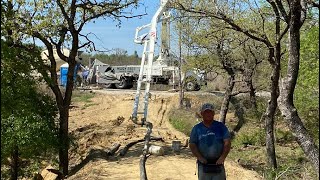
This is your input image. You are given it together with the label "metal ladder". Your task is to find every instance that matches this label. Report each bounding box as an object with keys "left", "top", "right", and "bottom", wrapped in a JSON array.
[
  {"left": 131, "top": 37, "right": 157, "bottom": 125},
  {"left": 131, "top": 0, "right": 169, "bottom": 125},
  {"left": 130, "top": 1, "right": 170, "bottom": 179}
]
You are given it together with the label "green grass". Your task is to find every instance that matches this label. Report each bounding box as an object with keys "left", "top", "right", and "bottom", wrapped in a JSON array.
[
  {"left": 233, "top": 128, "right": 265, "bottom": 146},
  {"left": 72, "top": 90, "right": 95, "bottom": 103},
  {"left": 169, "top": 108, "right": 197, "bottom": 136}
]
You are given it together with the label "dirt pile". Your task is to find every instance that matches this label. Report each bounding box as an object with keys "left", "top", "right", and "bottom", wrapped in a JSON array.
[{"left": 67, "top": 91, "right": 263, "bottom": 180}]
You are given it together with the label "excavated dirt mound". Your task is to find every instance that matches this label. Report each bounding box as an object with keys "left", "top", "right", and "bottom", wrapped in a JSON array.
[{"left": 67, "top": 90, "right": 263, "bottom": 180}]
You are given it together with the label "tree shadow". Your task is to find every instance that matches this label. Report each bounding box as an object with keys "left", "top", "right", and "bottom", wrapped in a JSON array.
[
  {"left": 68, "top": 148, "right": 110, "bottom": 177},
  {"left": 239, "top": 162, "right": 265, "bottom": 172},
  {"left": 116, "top": 141, "right": 194, "bottom": 160},
  {"left": 67, "top": 140, "right": 195, "bottom": 178}
]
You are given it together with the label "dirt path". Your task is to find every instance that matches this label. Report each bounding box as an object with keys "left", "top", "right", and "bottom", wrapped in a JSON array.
[{"left": 67, "top": 90, "right": 263, "bottom": 180}]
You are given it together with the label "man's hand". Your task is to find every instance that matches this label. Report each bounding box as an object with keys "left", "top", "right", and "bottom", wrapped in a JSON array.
[
  {"left": 216, "top": 138, "right": 231, "bottom": 165},
  {"left": 215, "top": 157, "right": 225, "bottom": 165},
  {"left": 190, "top": 143, "right": 207, "bottom": 164},
  {"left": 197, "top": 156, "right": 207, "bottom": 164}
]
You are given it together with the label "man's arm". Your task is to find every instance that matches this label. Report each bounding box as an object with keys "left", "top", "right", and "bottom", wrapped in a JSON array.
[
  {"left": 216, "top": 138, "right": 231, "bottom": 165},
  {"left": 189, "top": 143, "right": 207, "bottom": 164}
]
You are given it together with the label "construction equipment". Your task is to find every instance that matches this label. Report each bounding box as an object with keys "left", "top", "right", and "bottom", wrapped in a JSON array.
[
  {"left": 88, "top": 0, "right": 206, "bottom": 91},
  {"left": 128, "top": 1, "right": 208, "bottom": 179},
  {"left": 89, "top": 59, "right": 175, "bottom": 89},
  {"left": 130, "top": 2, "right": 173, "bottom": 179},
  {"left": 131, "top": 0, "right": 171, "bottom": 125}
]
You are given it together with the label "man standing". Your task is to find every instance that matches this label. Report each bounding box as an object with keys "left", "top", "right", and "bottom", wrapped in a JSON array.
[
  {"left": 81, "top": 66, "right": 89, "bottom": 87},
  {"left": 189, "top": 103, "right": 231, "bottom": 180}
]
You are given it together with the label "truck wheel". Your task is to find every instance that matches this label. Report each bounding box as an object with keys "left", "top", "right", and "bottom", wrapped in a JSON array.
[
  {"left": 115, "top": 79, "right": 129, "bottom": 89},
  {"left": 104, "top": 83, "right": 115, "bottom": 89},
  {"left": 185, "top": 81, "right": 196, "bottom": 91}
]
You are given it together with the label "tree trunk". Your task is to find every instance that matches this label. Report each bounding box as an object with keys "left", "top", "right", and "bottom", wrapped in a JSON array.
[
  {"left": 219, "top": 75, "right": 235, "bottom": 124},
  {"left": 178, "top": 18, "right": 184, "bottom": 109},
  {"left": 230, "top": 97, "right": 245, "bottom": 133},
  {"left": 261, "top": 61, "right": 279, "bottom": 169},
  {"left": 278, "top": 1, "right": 319, "bottom": 176},
  {"left": 247, "top": 79, "right": 257, "bottom": 109},
  {"left": 59, "top": 107, "right": 69, "bottom": 176},
  {"left": 10, "top": 145, "right": 19, "bottom": 180},
  {"left": 57, "top": 53, "right": 77, "bottom": 176}
]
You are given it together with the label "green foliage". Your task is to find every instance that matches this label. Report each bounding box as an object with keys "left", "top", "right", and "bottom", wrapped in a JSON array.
[
  {"left": 182, "top": 54, "right": 221, "bottom": 73},
  {"left": 1, "top": 40, "right": 59, "bottom": 177},
  {"left": 294, "top": 26, "right": 319, "bottom": 142},
  {"left": 169, "top": 95, "right": 316, "bottom": 179},
  {"left": 233, "top": 128, "right": 265, "bottom": 146},
  {"left": 241, "top": 96, "right": 267, "bottom": 120},
  {"left": 276, "top": 129, "right": 295, "bottom": 143},
  {"left": 263, "top": 160, "right": 317, "bottom": 180},
  {"left": 80, "top": 50, "right": 141, "bottom": 66}
]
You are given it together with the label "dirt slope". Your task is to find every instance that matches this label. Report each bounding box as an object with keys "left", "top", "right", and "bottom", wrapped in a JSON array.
[{"left": 67, "top": 90, "right": 263, "bottom": 180}]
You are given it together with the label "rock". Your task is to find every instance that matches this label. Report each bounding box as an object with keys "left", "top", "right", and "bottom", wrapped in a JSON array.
[{"left": 148, "top": 145, "right": 164, "bottom": 156}]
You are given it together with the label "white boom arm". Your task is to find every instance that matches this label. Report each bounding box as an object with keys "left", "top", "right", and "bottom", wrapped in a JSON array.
[
  {"left": 131, "top": 1, "right": 172, "bottom": 179},
  {"left": 132, "top": 0, "right": 170, "bottom": 121},
  {"left": 134, "top": 0, "right": 170, "bottom": 45}
]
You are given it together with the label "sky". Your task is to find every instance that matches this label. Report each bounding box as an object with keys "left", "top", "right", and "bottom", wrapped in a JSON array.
[{"left": 81, "top": 1, "right": 160, "bottom": 56}]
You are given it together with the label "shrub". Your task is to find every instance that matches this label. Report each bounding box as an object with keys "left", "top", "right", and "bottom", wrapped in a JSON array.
[{"left": 234, "top": 128, "right": 265, "bottom": 146}]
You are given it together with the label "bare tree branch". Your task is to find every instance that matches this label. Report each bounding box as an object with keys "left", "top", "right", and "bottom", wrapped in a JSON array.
[
  {"left": 300, "top": 0, "right": 308, "bottom": 25},
  {"left": 31, "top": 31, "right": 64, "bottom": 110},
  {"left": 79, "top": 33, "right": 95, "bottom": 49},
  {"left": 174, "top": 2, "right": 272, "bottom": 47},
  {"left": 56, "top": 0, "right": 71, "bottom": 28},
  {"left": 279, "top": 24, "right": 289, "bottom": 41},
  {"left": 70, "top": 0, "right": 77, "bottom": 22},
  {"left": 76, "top": 1, "right": 142, "bottom": 32},
  {"left": 308, "top": 0, "right": 320, "bottom": 8},
  {"left": 253, "top": 0, "right": 267, "bottom": 35},
  {"left": 275, "top": 0, "right": 289, "bottom": 23},
  {"left": 56, "top": 27, "right": 69, "bottom": 62}
]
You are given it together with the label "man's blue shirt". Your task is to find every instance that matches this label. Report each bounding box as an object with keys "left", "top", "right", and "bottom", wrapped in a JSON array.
[{"left": 189, "top": 120, "right": 230, "bottom": 160}]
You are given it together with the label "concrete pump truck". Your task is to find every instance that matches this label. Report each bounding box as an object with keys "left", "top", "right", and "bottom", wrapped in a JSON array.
[{"left": 90, "top": 0, "right": 206, "bottom": 91}]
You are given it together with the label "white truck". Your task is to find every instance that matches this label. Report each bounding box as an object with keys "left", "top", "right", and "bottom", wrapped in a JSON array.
[
  {"left": 91, "top": 59, "right": 206, "bottom": 91},
  {"left": 94, "top": 61, "right": 176, "bottom": 88}
]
